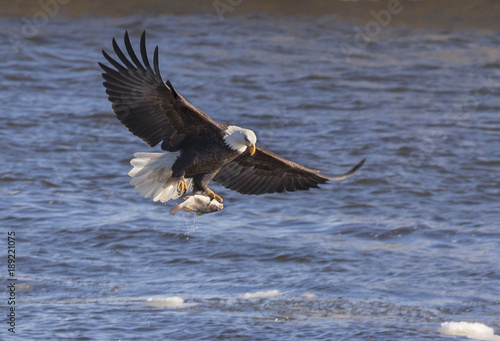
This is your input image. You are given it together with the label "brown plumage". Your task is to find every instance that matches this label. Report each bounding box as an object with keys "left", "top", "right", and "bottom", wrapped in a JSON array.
[
  {"left": 214, "top": 147, "right": 365, "bottom": 195},
  {"left": 99, "top": 31, "right": 223, "bottom": 152}
]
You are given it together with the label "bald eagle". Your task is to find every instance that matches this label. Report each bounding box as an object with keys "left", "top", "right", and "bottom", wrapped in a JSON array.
[{"left": 99, "top": 31, "right": 365, "bottom": 204}]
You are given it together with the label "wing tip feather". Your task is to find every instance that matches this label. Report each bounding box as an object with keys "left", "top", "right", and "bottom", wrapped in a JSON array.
[
  {"left": 153, "top": 45, "right": 160, "bottom": 76},
  {"left": 327, "top": 158, "right": 366, "bottom": 181}
]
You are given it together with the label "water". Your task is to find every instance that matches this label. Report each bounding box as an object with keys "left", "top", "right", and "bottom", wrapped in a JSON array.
[{"left": 1, "top": 2, "right": 500, "bottom": 340}]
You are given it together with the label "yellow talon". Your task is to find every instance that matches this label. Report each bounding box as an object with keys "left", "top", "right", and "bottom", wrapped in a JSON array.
[
  {"left": 177, "top": 178, "right": 188, "bottom": 195},
  {"left": 205, "top": 188, "right": 223, "bottom": 203}
]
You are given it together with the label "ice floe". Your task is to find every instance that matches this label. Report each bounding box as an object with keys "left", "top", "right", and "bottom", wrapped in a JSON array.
[
  {"left": 146, "top": 296, "right": 185, "bottom": 308},
  {"left": 439, "top": 322, "right": 500, "bottom": 341},
  {"left": 238, "top": 290, "right": 281, "bottom": 299}
]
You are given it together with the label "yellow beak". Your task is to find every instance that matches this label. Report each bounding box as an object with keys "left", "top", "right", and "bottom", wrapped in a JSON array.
[{"left": 248, "top": 143, "right": 256, "bottom": 156}]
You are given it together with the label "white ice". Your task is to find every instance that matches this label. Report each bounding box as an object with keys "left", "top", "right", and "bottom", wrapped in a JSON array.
[
  {"left": 238, "top": 290, "right": 281, "bottom": 299},
  {"left": 145, "top": 296, "right": 184, "bottom": 308},
  {"left": 301, "top": 292, "right": 318, "bottom": 300},
  {"left": 439, "top": 322, "right": 500, "bottom": 341}
]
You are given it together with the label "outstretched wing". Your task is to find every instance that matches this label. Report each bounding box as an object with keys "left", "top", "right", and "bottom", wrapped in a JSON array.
[
  {"left": 99, "top": 31, "right": 222, "bottom": 151},
  {"left": 213, "top": 146, "right": 365, "bottom": 195}
]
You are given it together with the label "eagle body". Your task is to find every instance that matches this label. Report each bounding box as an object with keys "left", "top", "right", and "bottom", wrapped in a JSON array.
[
  {"left": 171, "top": 126, "right": 244, "bottom": 192},
  {"left": 100, "top": 31, "right": 365, "bottom": 205}
]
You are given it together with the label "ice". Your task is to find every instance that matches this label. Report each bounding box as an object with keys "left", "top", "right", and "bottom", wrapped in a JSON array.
[
  {"left": 302, "top": 292, "right": 318, "bottom": 300},
  {"left": 238, "top": 290, "right": 281, "bottom": 299},
  {"left": 145, "top": 296, "right": 184, "bottom": 308},
  {"left": 439, "top": 322, "right": 500, "bottom": 341}
]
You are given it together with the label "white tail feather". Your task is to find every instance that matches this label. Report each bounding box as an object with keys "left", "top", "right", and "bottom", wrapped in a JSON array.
[{"left": 128, "top": 152, "right": 193, "bottom": 203}]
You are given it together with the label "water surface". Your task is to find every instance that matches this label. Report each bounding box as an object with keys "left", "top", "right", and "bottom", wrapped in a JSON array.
[{"left": 1, "top": 2, "right": 499, "bottom": 340}]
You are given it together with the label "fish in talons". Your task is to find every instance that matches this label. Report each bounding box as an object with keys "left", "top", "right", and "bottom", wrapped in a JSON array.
[{"left": 170, "top": 195, "right": 224, "bottom": 216}]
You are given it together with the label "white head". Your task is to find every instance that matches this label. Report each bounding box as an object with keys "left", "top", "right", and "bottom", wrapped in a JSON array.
[{"left": 223, "top": 125, "right": 257, "bottom": 155}]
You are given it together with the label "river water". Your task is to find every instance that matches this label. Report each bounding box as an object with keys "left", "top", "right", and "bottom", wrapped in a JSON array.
[{"left": 1, "top": 1, "right": 499, "bottom": 340}]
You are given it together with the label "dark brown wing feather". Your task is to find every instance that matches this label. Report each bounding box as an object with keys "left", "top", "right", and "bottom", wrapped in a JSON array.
[
  {"left": 213, "top": 146, "right": 365, "bottom": 195},
  {"left": 99, "top": 31, "right": 222, "bottom": 151}
]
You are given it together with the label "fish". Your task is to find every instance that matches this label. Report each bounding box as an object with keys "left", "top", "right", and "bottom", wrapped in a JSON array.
[{"left": 169, "top": 195, "right": 224, "bottom": 216}]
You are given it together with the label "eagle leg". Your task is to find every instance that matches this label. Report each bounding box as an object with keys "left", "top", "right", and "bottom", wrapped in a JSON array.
[
  {"left": 204, "top": 188, "right": 223, "bottom": 203},
  {"left": 177, "top": 177, "right": 188, "bottom": 196}
]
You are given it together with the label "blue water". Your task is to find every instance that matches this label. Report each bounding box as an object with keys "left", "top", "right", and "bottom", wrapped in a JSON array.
[{"left": 1, "top": 3, "right": 499, "bottom": 340}]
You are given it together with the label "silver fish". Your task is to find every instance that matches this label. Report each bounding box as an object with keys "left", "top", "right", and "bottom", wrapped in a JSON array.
[{"left": 169, "top": 195, "right": 224, "bottom": 216}]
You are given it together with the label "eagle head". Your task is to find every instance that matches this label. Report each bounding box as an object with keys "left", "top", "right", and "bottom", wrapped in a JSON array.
[{"left": 223, "top": 125, "right": 257, "bottom": 156}]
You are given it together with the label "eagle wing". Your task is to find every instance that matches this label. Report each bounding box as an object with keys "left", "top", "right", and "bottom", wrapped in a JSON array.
[
  {"left": 99, "top": 31, "right": 222, "bottom": 151},
  {"left": 213, "top": 146, "right": 365, "bottom": 195}
]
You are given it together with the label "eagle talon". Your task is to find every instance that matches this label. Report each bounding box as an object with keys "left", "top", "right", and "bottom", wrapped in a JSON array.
[
  {"left": 205, "top": 188, "right": 223, "bottom": 203},
  {"left": 177, "top": 178, "right": 188, "bottom": 195}
]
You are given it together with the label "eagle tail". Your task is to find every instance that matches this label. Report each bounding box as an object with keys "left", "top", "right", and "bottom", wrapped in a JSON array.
[{"left": 128, "top": 152, "right": 193, "bottom": 203}]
